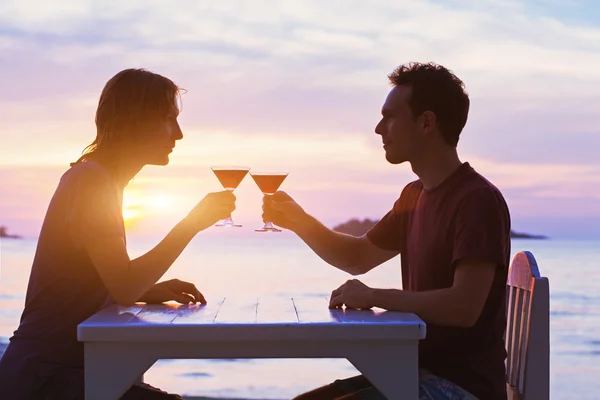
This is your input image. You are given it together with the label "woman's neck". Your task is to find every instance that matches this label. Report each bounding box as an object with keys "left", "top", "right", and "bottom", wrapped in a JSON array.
[
  {"left": 90, "top": 154, "right": 144, "bottom": 189},
  {"left": 114, "top": 163, "right": 144, "bottom": 188}
]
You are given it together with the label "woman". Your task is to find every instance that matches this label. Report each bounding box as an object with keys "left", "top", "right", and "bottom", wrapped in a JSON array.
[{"left": 0, "top": 69, "right": 236, "bottom": 399}]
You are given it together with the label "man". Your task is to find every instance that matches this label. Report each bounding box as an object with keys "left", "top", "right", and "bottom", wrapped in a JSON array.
[{"left": 262, "top": 62, "right": 510, "bottom": 400}]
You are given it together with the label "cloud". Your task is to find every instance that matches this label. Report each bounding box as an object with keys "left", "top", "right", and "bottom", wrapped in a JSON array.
[
  {"left": 1, "top": 0, "right": 600, "bottom": 236},
  {"left": 2, "top": 0, "right": 599, "bottom": 110}
]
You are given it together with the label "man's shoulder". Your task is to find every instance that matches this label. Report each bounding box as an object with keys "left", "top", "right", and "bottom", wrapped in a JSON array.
[
  {"left": 453, "top": 165, "right": 511, "bottom": 224},
  {"left": 399, "top": 179, "right": 424, "bottom": 200},
  {"left": 392, "top": 180, "right": 424, "bottom": 212},
  {"left": 403, "top": 179, "right": 424, "bottom": 192},
  {"left": 460, "top": 165, "right": 507, "bottom": 203}
]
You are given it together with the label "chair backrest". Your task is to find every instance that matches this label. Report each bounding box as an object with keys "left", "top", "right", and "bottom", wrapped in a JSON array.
[{"left": 505, "top": 251, "right": 550, "bottom": 400}]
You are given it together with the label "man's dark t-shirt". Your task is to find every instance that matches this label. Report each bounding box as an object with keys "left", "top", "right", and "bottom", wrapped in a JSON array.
[
  {"left": 0, "top": 161, "right": 125, "bottom": 398},
  {"left": 367, "top": 162, "right": 511, "bottom": 400}
]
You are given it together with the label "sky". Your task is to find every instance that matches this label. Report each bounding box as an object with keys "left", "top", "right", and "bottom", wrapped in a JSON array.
[{"left": 1, "top": 0, "right": 600, "bottom": 239}]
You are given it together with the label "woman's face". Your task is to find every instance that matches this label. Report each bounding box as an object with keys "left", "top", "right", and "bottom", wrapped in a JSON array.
[{"left": 137, "top": 111, "right": 183, "bottom": 166}]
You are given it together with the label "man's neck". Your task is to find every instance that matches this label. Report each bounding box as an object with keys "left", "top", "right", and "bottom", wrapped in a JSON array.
[{"left": 410, "top": 148, "right": 463, "bottom": 191}]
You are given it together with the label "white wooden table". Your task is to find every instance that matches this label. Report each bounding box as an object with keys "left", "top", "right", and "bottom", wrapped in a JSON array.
[{"left": 78, "top": 296, "right": 426, "bottom": 400}]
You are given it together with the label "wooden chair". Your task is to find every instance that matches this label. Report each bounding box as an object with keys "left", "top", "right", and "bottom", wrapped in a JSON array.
[{"left": 505, "top": 251, "right": 550, "bottom": 400}]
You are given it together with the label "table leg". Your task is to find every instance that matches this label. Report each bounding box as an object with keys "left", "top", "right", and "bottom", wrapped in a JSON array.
[
  {"left": 84, "top": 343, "right": 157, "bottom": 400},
  {"left": 135, "top": 373, "right": 145, "bottom": 384},
  {"left": 347, "top": 341, "right": 419, "bottom": 400}
]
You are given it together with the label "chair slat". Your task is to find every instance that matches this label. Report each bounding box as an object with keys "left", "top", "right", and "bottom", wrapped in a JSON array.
[
  {"left": 505, "top": 251, "right": 549, "bottom": 400},
  {"left": 515, "top": 289, "right": 531, "bottom": 391},
  {"left": 509, "top": 288, "right": 524, "bottom": 385},
  {"left": 505, "top": 285, "right": 517, "bottom": 378}
]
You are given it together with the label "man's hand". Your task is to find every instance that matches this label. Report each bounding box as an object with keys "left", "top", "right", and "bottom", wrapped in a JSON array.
[
  {"left": 262, "top": 191, "right": 308, "bottom": 231},
  {"left": 329, "top": 279, "right": 376, "bottom": 309},
  {"left": 138, "top": 279, "right": 206, "bottom": 305}
]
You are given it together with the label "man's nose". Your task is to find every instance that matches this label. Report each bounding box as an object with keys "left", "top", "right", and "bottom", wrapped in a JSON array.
[{"left": 374, "top": 119, "right": 384, "bottom": 136}]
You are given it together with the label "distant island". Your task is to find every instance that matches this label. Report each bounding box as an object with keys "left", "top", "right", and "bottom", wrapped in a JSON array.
[
  {"left": 0, "top": 226, "right": 22, "bottom": 239},
  {"left": 333, "top": 218, "right": 548, "bottom": 239},
  {"left": 509, "top": 230, "right": 548, "bottom": 239}
]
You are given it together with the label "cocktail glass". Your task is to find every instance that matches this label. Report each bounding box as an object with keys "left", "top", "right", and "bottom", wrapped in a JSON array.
[
  {"left": 250, "top": 172, "right": 288, "bottom": 232},
  {"left": 211, "top": 166, "right": 250, "bottom": 227}
]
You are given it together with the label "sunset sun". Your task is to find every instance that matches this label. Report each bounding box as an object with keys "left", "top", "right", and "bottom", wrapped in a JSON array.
[{"left": 122, "top": 191, "right": 178, "bottom": 224}]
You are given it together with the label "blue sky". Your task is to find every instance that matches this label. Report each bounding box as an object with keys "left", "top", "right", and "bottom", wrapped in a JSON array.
[{"left": 1, "top": 0, "right": 600, "bottom": 239}]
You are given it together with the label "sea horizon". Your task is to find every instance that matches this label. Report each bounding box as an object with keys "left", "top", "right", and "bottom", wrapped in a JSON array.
[{"left": 1, "top": 234, "right": 599, "bottom": 399}]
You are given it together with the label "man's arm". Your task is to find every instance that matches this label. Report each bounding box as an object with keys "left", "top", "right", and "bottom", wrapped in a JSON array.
[
  {"left": 370, "top": 259, "right": 497, "bottom": 327},
  {"left": 330, "top": 186, "right": 509, "bottom": 327},
  {"left": 264, "top": 191, "right": 401, "bottom": 275},
  {"left": 294, "top": 214, "right": 399, "bottom": 276}
]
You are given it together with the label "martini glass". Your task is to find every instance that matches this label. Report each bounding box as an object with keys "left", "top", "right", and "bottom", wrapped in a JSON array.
[
  {"left": 211, "top": 166, "right": 250, "bottom": 227},
  {"left": 250, "top": 172, "right": 288, "bottom": 232}
]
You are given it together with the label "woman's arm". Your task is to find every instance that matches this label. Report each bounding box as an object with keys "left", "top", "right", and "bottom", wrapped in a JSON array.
[{"left": 84, "top": 191, "right": 235, "bottom": 306}]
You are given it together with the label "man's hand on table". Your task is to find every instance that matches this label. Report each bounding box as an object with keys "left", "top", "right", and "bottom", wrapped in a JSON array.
[
  {"left": 329, "top": 279, "right": 376, "bottom": 310},
  {"left": 138, "top": 279, "right": 207, "bottom": 305}
]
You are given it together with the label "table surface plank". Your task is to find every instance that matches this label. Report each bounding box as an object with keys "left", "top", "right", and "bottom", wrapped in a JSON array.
[
  {"left": 256, "top": 296, "right": 299, "bottom": 324},
  {"left": 171, "top": 299, "right": 225, "bottom": 325},
  {"left": 78, "top": 297, "right": 426, "bottom": 342},
  {"left": 214, "top": 297, "right": 259, "bottom": 324}
]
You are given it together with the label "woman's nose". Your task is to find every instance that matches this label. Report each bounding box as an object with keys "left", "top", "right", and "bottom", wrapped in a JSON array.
[{"left": 173, "top": 120, "right": 183, "bottom": 140}]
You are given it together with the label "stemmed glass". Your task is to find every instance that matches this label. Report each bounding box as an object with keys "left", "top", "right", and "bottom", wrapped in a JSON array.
[
  {"left": 250, "top": 172, "right": 288, "bottom": 232},
  {"left": 211, "top": 166, "right": 250, "bottom": 227}
]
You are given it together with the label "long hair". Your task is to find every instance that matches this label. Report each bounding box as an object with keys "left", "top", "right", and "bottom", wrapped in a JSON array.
[{"left": 71, "top": 68, "right": 183, "bottom": 168}]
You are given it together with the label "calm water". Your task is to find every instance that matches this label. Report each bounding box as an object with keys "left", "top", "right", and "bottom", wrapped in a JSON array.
[{"left": 0, "top": 231, "right": 599, "bottom": 399}]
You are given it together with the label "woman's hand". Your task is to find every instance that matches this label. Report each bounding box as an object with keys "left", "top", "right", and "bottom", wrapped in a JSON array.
[
  {"left": 187, "top": 190, "right": 236, "bottom": 232},
  {"left": 138, "top": 279, "right": 206, "bottom": 304}
]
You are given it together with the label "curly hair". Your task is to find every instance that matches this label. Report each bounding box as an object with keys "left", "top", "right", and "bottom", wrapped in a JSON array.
[{"left": 388, "top": 62, "right": 469, "bottom": 147}]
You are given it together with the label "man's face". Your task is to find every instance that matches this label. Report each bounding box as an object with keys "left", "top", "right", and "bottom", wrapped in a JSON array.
[{"left": 374, "top": 85, "right": 423, "bottom": 165}]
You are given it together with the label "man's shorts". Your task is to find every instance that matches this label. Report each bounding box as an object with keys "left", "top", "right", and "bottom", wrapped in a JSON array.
[{"left": 333, "top": 370, "right": 479, "bottom": 400}]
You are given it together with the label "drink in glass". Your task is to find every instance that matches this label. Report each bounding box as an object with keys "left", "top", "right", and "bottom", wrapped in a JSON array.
[
  {"left": 250, "top": 172, "right": 288, "bottom": 232},
  {"left": 211, "top": 166, "right": 250, "bottom": 227}
]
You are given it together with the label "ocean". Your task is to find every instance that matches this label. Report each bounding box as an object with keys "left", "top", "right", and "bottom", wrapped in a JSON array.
[{"left": 1, "top": 231, "right": 599, "bottom": 399}]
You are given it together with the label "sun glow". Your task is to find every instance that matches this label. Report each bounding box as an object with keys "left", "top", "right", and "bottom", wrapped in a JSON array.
[
  {"left": 147, "top": 195, "right": 177, "bottom": 211},
  {"left": 121, "top": 191, "right": 179, "bottom": 224},
  {"left": 122, "top": 207, "right": 140, "bottom": 222}
]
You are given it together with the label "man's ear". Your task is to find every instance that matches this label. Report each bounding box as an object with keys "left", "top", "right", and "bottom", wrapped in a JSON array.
[{"left": 420, "top": 110, "right": 437, "bottom": 134}]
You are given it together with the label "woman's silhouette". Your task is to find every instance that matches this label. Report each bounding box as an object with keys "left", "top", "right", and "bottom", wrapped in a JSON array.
[{"left": 0, "top": 68, "right": 236, "bottom": 399}]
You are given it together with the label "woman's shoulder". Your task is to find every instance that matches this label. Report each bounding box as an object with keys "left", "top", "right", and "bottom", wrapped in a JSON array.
[{"left": 60, "top": 161, "right": 112, "bottom": 187}]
